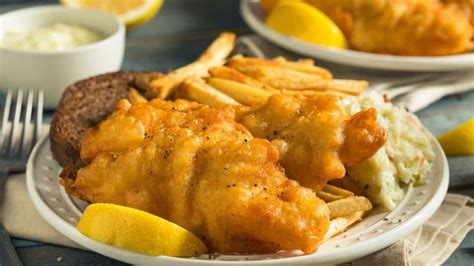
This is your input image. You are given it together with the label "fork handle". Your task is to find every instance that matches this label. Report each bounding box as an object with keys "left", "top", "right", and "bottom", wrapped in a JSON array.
[{"left": 0, "top": 227, "right": 23, "bottom": 266}]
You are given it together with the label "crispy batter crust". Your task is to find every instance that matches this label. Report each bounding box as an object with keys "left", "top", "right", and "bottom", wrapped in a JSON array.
[{"left": 62, "top": 99, "right": 330, "bottom": 254}]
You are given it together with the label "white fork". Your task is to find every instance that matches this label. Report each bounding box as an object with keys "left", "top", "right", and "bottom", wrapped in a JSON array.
[
  {"left": 392, "top": 72, "right": 474, "bottom": 112},
  {"left": 370, "top": 71, "right": 471, "bottom": 99}
]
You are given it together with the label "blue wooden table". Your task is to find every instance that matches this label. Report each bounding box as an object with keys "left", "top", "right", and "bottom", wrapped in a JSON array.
[{"left": 1, "top": 0, "right": 473, "bottom": 265}]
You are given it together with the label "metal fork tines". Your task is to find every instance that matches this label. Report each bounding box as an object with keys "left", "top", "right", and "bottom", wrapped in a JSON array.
[
  {"left": 0, "top": 89, "right": 43, "bottom": 266},
  {"left": 374, "top": 71, "right": 470, "bottom": 100},
  {"left": 0, "top": 89, "right": 43, "bottom": 171}
]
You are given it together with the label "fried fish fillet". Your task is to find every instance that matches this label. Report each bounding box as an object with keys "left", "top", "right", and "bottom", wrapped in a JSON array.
[
  {"left": 442, "top": 0, "right": 474, "bottom": 37},
  {"left": 307, "top": 0, "right": 472, "bottom": 55},
  {"left": 61, "top": 99, "right": 329, "bottom": 254},
  {"left": 237, "top": 94, "right": 387, "bottom": 192}
]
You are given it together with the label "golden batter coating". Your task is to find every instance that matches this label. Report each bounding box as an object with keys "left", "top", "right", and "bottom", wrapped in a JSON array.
[
  {"left": 237, "top": 94, "right": 387, "bottom": 192},
  {"left": 61, "top": 98, "right": 329, "bottom": 254},
  {"left": 307, "top": 0, "right": 472, "bottom": 55}
]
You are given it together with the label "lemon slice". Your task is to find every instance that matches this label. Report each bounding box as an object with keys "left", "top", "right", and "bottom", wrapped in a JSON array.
[
  {"left": 77, "top": 203, "right": 208, "bottom": 257},
  {"left": 60, "top": 0, "right": 164, "bottom": 28},
  {"left": 438, "top": 118, "right": 474, "bottom": 155},
  {"left": 265, "top": 1, "right": 348, "bottom": 49}
]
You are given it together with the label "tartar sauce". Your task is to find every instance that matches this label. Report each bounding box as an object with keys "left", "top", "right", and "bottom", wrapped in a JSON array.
[{"left": 1, "top": 23, "right": 103, "bottom": 51}]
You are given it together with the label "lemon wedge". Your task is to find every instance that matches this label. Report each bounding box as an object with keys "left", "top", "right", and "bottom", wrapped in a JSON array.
[
  {"left": 265, "top": 1, "right": 348, "bottom": 49},
  {"left": 77, "top": 203, "right": 208, "bottom": 257},
  {"left": 60, "top": 0, "right": 164, "bottom": 28},
  {"left": 438, "top": 118, "right": 474, "bottom": 155}
]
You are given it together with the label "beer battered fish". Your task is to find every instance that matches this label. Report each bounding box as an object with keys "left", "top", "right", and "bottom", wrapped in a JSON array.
[
  {"left": 237, "top": 94, "right": 387, "bottom": 192},
  {"left": 307, "top": 0, "right": 472, "bottom": 55},
  {"left": 61, "top": 98, "right": 329, "bottom": 254}
]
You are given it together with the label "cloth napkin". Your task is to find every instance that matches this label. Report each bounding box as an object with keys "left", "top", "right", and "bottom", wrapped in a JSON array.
[
  {"left": 3, "top": 170, "right": 473, "bottom": 265},
  {"left": 348, "top": 194, "right": 474, "bottom": 266},
  {"left": 2, "top": 125, "right": 81, "bottom": 250}
]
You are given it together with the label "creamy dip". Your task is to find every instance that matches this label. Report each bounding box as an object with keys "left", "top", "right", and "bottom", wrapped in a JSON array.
[{"left": 1, "top": 23, "right": 103, "bottom": 51}]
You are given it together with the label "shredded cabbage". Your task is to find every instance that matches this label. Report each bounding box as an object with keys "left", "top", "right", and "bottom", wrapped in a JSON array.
[{"left": 342, "top": 93, "right": 435, "bottom": 210}]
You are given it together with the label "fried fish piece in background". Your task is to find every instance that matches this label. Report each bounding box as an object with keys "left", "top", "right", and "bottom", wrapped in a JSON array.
[
  {"left": 307, "top": 0, "right": 472, "bottom": 55},
  {"left": 61, "top": 98, "right": 330, "bottom": 254},
  {"left": 441, "top": 0, "right": 474, "bottom": 37},
  {"left": 237, "top": 94, "right": 387, "bottom": 192}
]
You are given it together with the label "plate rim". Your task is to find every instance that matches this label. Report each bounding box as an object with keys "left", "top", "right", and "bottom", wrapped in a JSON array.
[
  {"left": 240, "top": 0, "right": 474, "bottom": 72},
  {"left": 26, "top": 134, "right": 449, "bottom": 265}
]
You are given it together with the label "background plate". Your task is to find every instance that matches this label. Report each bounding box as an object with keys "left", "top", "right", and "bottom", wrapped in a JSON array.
[
  {"left": 240, "top": 0, "right": 474, "bottom": 72},
  {"left": 26, "top": 135, "right": 448, "bottom": 265}
]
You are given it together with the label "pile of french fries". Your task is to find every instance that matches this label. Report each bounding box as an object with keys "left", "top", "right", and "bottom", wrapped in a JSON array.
[
  {"left": 136, "top": 32, "right": 373, "bottom": 242},
  {"left": 143, "top": 32, "right": 368, "bottom": 108}
]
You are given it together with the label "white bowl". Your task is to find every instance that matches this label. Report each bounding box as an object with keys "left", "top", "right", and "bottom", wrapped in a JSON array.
[{"left": 0, "top": 6, "right": 125, "bottom": 108}]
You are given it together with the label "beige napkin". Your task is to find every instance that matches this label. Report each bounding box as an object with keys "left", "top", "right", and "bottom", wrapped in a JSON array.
[
  {"left": 348, "top": 194, "right": 474, "bottom": 266},
  {"left": 3, "top": 173, "right": 82, "bottom": 250},
  {"left": 2, "top": 124, "right": 81, "bottom": 249},
  {"left": 3, "top": 170, "right": 472, "bottom": 265}
]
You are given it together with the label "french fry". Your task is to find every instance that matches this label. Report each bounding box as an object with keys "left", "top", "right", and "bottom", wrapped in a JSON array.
[
  {"left": 135, "top": 72, "right": 162, "bottom": 91},
  {"left": 147, "top": 62, "right": 212, "bottom": 99},
  {"left": 147, "top": 32, "right": 236, "bottom": 99},
  {"left": 272, "top": 56, "right": 287, "bottom": 63},
  {"left": 197, "top": 32, "right": 236, "bottom": 62},
  {"left": 252, "top": 66, "right": 366, "bottom": 95},
  {"left": 322, "top": 184, "right": 354, "bottom": 198},
  {"left": 273, "top": 56, "right": 314, "bottom": 66},
  {"left": 229, "top": 63, "right": 322, "bottom": 88},
  {"left": 274, "top": 56, "right": 315, "bottom": 66},
  {"left": 303, "top": 79, "right": 368, "bottom": 95},
  {"left": 274, "top": 58, "right": 331, "bottom": 76},
  {"left": 231, "top": 54, "right": 244, "bottom": 60},
  {"left": 115, "top": 98, "right": 132, "bottom": 111},
  {"left": 280, "top": 89, "right": 353, "bottom": 98},
  {"left": 181, "top": 78, "right": 240, "bottom": 108},
  {"left": 329, "top": 178, "right": 366, "bottom": 196},
  {"left": 128, "top": 88, "right": 148, "bottom": 103},
  {"left": 324, "top": 211, "right": 364, "bottom": 241},
  {"left": 208, "top": 78, "right": 271, "bottom": 105},
  {"left": 228, "top": 56, "right": 332, "bottom": 79},
  {"left": 317, "top": 184, "right": 354, "bottom": 202},
  {"left": 228, "top": 58, "right": 367, "bottom": 95},
  {"left": 209, "top": 66, "right": 279, "bottom": 93},
  {"left": 316, "top": 191, "right": 344, "bottom": 202},
  {"left": 297, "top": 58, "right": 315, "bottom": 65},
  {"left": 327, "top": 196, "right": 372, "bottom": 219}
]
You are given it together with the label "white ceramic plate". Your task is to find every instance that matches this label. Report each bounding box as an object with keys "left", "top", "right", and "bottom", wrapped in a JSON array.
[
  {"left": 26, "top": 134, "right": 449, "bottom": 265},
  {"left": 240, "top": 0, "right": 474, "bottom": 72}
]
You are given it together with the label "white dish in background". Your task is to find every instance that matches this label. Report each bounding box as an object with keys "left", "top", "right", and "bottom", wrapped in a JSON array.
[
  {"left": 0, "top": 6, "right": 125, "bottom": 108},
  {"left": 26, "top": 134, "right": 449, "bottom": 265},
  {"left": 240, "top": 0, "right": 474, "bottom": 72}
]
